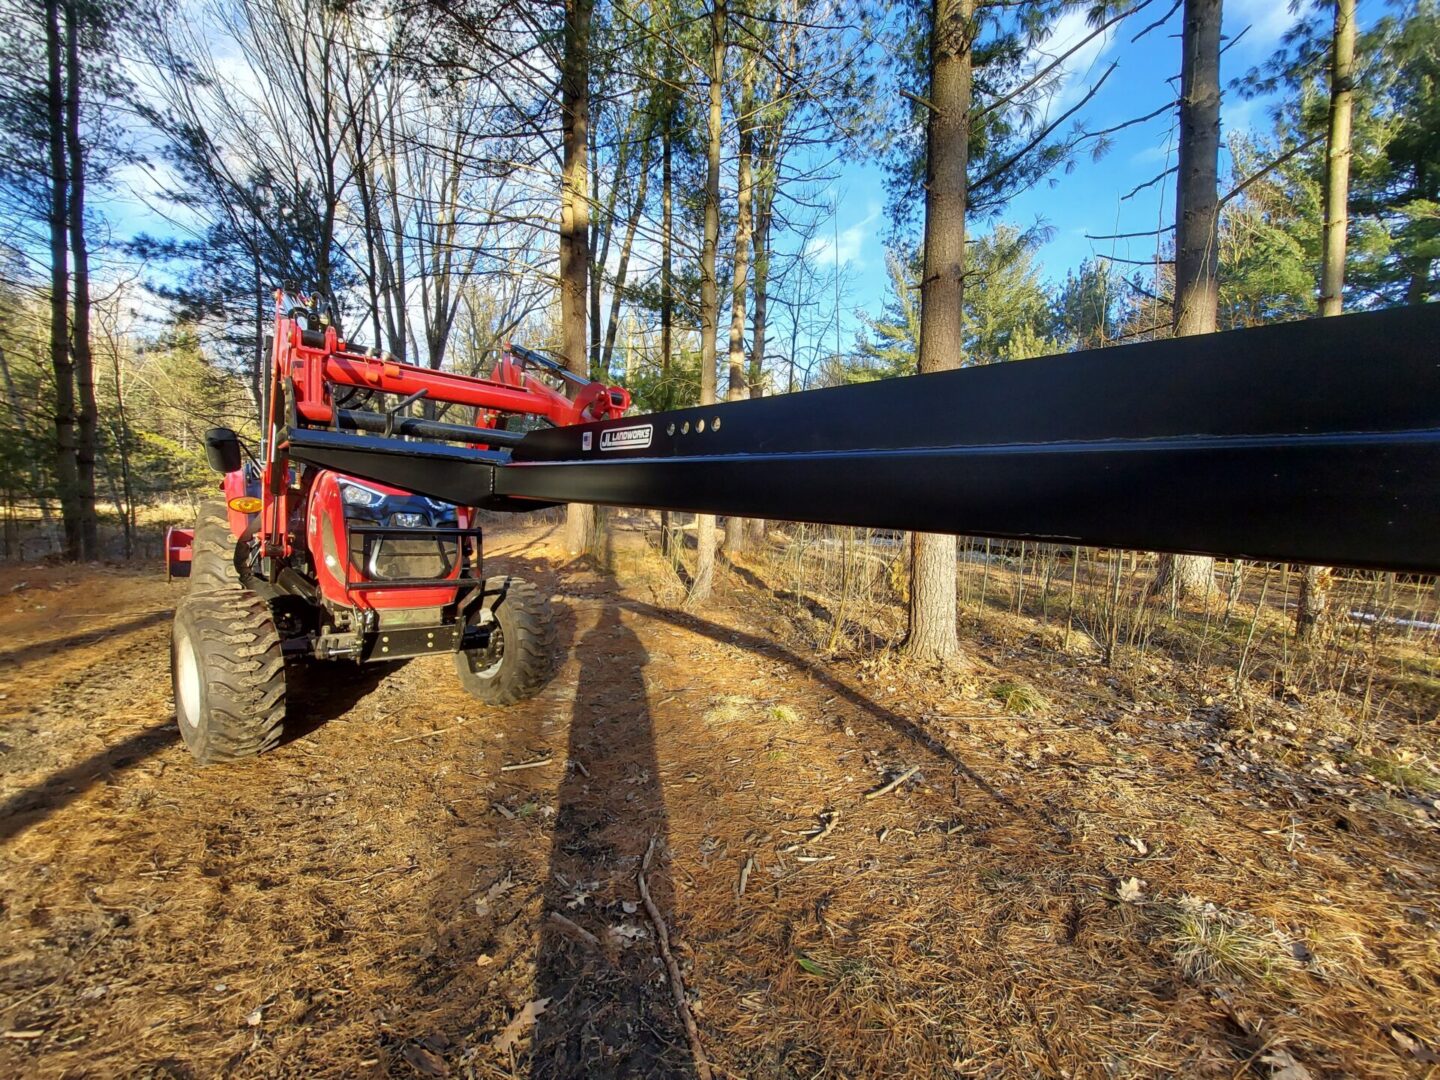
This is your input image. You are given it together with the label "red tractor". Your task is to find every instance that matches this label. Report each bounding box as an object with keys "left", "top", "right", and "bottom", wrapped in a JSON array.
[{"left": 167, "top": 295, "right": 630, "bottom": 763}]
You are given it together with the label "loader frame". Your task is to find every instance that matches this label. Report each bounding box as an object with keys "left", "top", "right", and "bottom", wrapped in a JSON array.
[{"left": 281, "top": 303, "right": 1440, "bottom": 576}]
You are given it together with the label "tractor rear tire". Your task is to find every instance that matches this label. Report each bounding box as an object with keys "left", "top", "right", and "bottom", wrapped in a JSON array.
[
  {"left": 171, "top": 587, "right": 287, "bottom": 764},
  {"left": 454, "top": 576, "right": 554, "bottom": 706},
  {"left": 190, "top": 499, "right": 242, "bottom": 591}
]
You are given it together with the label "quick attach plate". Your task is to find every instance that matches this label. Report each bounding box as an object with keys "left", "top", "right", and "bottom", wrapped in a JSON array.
[{"left": 362, "top": 624, "right": 464, "bottom": 661}]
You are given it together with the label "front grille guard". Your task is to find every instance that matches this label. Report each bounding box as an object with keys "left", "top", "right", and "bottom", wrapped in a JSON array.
[{"left": 344, "top": 525, "right": 484, "bottom": 591}]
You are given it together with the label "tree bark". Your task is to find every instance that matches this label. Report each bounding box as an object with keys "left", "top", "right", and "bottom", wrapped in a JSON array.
[
  {"left": 65, "top": 0, "right": 97, "bottom": 560},
  {"left": 45, "top": 0, "right": 80, "bottom": 561},
  {"left": 1299, "top": 0, "right": 1356, "bottom": 638},
  {"left": 1153, "top": 0, "right": 1221, "bottom": 600},
  {"left": 688, "top": 0, "right": 726, "bottom": 605},
  {"left": 561, "top": 0, "right": 596, "bottom": 557},
  {"left": 903, "top": 0, "right": 973, "bottom": 663},
  {"left": 724, "top": 55, "right": 755, "bottom": 555}
]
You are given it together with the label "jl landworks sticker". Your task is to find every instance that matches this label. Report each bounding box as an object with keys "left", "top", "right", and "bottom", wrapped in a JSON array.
[{"left": 599, "top": 424, "right": 653, "bottom": 451}]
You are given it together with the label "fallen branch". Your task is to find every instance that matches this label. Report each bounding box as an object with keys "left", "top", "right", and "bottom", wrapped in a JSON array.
[
  {"left": 392, "top": 722, "right": 465, "bottom": 744},
  {"left": 737, "top": 854, "right": 755, "bottom": 897},
  {"left": 864, "top": 766, "right": 920, "bottom": 800},
  {"left": 501, "top": 756, "right": 553, "bottom": 772},
  {"left": 639, "top": 836, "right": 713, "bottom": 1080},
  {"left": 780, "top": 810, "right": 841, "bottom": 853},
  {"left": 548, "top": 911, "right": 600, "bottom": 948}
]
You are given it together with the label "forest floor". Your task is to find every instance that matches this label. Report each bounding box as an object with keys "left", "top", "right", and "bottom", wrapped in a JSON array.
[{"left": 1, "top": 516, "right": 1438, "bottom": 1079}]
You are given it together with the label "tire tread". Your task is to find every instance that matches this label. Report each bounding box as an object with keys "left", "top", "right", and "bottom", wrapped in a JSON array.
[{"left": 173, "top": 587, "right": 286, "bottom": 764}]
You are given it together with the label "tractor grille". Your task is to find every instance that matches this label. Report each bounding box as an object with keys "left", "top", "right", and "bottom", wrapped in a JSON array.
[
  {"left": 349, "top": 534, "right": 459, "bottom": 582},
  {"left": 343, "top": 525, "right": 482, "bottom": 591}
]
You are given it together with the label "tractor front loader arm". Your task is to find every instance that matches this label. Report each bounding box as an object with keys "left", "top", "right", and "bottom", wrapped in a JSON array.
[{"left": 282, "top": 303, "right": 1440, "bottom": 576}]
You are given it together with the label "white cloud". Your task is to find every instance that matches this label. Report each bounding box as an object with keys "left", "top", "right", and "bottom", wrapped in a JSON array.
[
  {"left": 1226, "top": 0, "right": 1302, "bottom": 51},
  {"left": 1129, "top": 141, "right": 1175, "bottom": 167},
  {"left": 1224, "top": 94, "right": 1271, "bottom": 137},
  {"left": 1036, "top": 7, "right": 1122, "bottom": 114},
  {"left": 807, "top": 200, "right": 881, "bottom": 271}
]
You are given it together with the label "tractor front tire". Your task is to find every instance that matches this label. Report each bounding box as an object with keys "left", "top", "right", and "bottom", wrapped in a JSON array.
[
  {"left": 190, "top": 499, "right": 242, "bottom": 591},
  {"left": 454, "top": 576, "right": 554, "bottom": 706},
  {"left": 171, "top": 587, "right": 287, "bottom": 764}
]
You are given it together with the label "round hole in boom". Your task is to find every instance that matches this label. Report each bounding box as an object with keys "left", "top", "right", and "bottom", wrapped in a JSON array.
[
  {"left": 681, "top": 421, "right": 690, "bottom": 434},
  {"left": 667, "top": 423, "right": 675, "bottom": 436},
  {"left": 713, "top": 417, "right": 721, "bottom": 431},
  {"left": 697, "top": 419, "right": 706, "bottom": 433}
]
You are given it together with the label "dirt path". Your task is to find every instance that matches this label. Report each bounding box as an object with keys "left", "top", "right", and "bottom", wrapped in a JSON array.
[{"left": 1, "top": 521, "right": 1437, "bottom": 1078}]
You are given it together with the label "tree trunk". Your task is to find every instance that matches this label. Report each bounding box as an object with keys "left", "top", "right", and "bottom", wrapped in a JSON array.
[
  {"left": 1297, "top": 0, "right": 1356, "bottom": 638},
  {"left": 109, "top": 334, "right": 136, "bottom": 559},
  {"left": 600, "top": 119, "right": 653, "bottom": 373},
  {"left": 45, "top": 0, "right": 80, "bottom": 561},
  {"left": 1318, "top": 0, "right": 1355, "bottom": 319},
  {"left": 65, "top": 0, "right": 97, "bottom": 561},
  {"left": 561, "top": 0, "right": 596, "bottom": 557},
  {"left": 658, "top": 83, "right": 675, "bottom": 559},
  {"left": 724, "top": 56, "right": 755, "bottom": 555},
  {"left": 903, "top": 0, "right": 972, "bottom": 663},
  {"left": 747, "top": 154, "right": 775, "bottom": 550},
  {"left": 1153, "top": 0, "right": 1222, "bottom": 600},
  {"left": 688, "top": 0, "right": 726, "bottom": 605},
  {"left": 588, "top": 103, "right": 611, "bottom": 375}
]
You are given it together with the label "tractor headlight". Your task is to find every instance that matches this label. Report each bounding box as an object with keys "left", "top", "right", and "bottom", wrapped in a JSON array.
[
  {"left": 391, "top": 512, "right": 426, "bottom": 528},
  {"left": 340, "top": 481, "right": 384, "bottom": 508}
]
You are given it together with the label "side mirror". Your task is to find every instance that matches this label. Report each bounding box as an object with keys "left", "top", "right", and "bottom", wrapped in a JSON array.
[{"left": 204, "top": 427, "right": 242, "bottom": 474}]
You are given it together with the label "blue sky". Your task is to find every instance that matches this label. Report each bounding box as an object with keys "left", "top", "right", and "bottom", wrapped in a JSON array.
[{"left": 814, "top": 0, "right": 1387, "bottom": 338}]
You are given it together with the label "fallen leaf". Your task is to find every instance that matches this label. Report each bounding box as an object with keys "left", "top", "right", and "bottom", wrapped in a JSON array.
[
  {"left": 401, "top": 1043, "right": 449, "bottom": 1076},
  {"left": 493, "top": 998, "right": 549, "bottom": 1054},
  {"left": 1118, "top": 834, "right": 1149, "bottom": 856},
  {"left": 475, "top": 954, "right": 494, "bottom": 967},
  {"left": 607, "top": 922, "right": 648, "bottom": 947},
  {"left": 1260, "top": 1049, "right": 1312, "bottom": 1080},
  {"left": 474, "top": 873, "right": 514, "bottom": 916},
  {"left": 795, "top": 953, "right": 830, "bottom": 978},
  {"left": 245, "top": 1006, "right": 264, "bottom": 1027},
  {"left": 1117, "top": 877, "right": 1145, "bottom": 903},
  {"left": 1390, "top": 1026, "right": 1440, "bottom": 1063}
]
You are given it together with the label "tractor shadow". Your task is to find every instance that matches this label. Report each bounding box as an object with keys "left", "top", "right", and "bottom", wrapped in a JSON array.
[
  {"left": 388, "top": 545, "right": 696, "bottom": 1077},
  {"left": 280, "top": 658, "right": 410, "bottom": 747}
]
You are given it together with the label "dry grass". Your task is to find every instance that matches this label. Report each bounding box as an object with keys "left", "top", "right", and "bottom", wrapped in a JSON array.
[
  {"left": 988, "top": 678, "right": 1047, "bottom": 715},
  {"left": 2, "top": 519, "right": 1438, "bottom": 1079},
  {"left": 1159, "top": 896, "right": 1296, "bottom": 985}
]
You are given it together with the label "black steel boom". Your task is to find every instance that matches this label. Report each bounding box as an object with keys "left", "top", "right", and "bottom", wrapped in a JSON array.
[{"left": 283, "top": 304, "right": 1440, "bottom": 574}]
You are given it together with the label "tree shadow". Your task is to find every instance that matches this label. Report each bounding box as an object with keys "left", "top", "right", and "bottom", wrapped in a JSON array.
[
  {"left": 531, "top": 603, "right": 696, "bottom": 1078},
  {"left": 618, "top": 598, "right": 1070, "bottom": 843},
  {"left": 0, "top": 721, "right": 179, "bottom": 843},
  {"left": 719, "top": 554, "right": 895, "bottom": 651},
  {"left": 0, "top": 610, "right": 171, "bottom": 668}
]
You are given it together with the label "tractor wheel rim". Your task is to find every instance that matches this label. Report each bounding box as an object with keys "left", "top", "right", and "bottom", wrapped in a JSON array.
[
  {"left": 469, "top": 625, "right": 505, "bottom": 679},
  {"left": 176, "top": 632, "right": 202, "bottom": 730}
]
